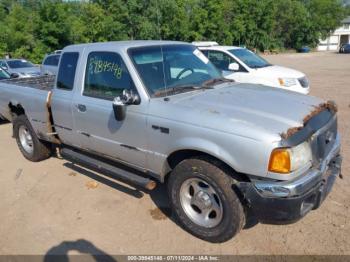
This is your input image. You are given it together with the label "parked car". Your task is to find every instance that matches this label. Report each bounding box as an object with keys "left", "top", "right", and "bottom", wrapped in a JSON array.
[
  {"left": 0, "top": 41, "right": 341, "bottom": 243},
  {"left": 0, "top": 59, "right": 41, "bottom": 78},
  {"left": 298, "top": 46, "right": 311, "bottom": 53},
  {"left": 193, "top": 42, "right": 310, "bottom": 94},
  {"left": 339, "top": 43, "right": 350, "bottom": 53},
  {"left": 41, "top": 51, "right": 61, "bottom": 75}
]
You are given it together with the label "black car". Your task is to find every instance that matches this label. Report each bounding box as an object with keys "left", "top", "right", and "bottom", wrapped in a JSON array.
[{"left": 339, "top": 43, "right": 350, "bottom": 53}]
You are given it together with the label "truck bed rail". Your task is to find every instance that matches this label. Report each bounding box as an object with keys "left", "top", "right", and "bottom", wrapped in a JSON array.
[{"left": 2, "top": 75, "right": 55, "bottom": 91}]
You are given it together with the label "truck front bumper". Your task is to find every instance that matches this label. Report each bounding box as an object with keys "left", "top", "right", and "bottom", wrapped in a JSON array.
[{"left": 238, "top": 135, "right": 342, "bottom": 224}]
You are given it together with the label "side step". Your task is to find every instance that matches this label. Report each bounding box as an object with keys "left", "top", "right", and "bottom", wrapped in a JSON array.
[{"left": 61, "top": 148, "right": 157, "bottom": 190}]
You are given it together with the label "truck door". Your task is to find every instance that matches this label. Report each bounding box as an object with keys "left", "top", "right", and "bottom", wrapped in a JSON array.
[
  {"left": 51, "top": 52, "right": 80, "bottom": 147},
  {"left": 72, "top": 50, "right": 147, "bottom": 169}
]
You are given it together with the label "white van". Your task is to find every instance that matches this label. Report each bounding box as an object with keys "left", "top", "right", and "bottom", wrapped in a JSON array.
[{"left": 193, "top": 42, "right": 310, "bottom": 94}]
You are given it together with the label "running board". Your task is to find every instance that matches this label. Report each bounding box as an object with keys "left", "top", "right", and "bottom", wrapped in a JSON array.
[{"left": 60, "top": 148, "right": 157, "bottom": 190}]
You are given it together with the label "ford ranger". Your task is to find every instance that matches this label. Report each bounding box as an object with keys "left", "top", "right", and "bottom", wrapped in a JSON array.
[{"left": 0, "top": 41, "right": 342, "bottom": 242}]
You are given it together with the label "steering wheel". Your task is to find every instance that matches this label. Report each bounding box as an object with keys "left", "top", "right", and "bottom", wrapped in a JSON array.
[{"left": 176, "top": 68, "right": 194, "bottom": 80}]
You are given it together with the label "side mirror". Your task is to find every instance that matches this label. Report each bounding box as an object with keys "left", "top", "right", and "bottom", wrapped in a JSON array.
[
  {"left": 112, "top": 89, "right": 140, "bottom": 121},
  {"left": 228, "top": 62, "right": 239, "bottom": 71},
  {"left": 10, "top": 73, "right": 19, "bottom": 78}
]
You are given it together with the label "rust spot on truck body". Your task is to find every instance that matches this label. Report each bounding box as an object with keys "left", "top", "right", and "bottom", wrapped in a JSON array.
[
  {"left": 280, "top": 126, "right": 303, "bottom": 140},
  {"left": 280, "top": 100, "right": 337, "bottom": 140},
  {"left": 303, "top": 100, "right": 337, "bottom": 124}
]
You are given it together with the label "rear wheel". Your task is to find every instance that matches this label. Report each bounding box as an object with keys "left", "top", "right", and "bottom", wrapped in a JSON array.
[
  {"left": 13, "top": 115, "right": 52, "bottom": 162},
  {"left": 167, "top": 157, "right": 245, "bottom": 243}
]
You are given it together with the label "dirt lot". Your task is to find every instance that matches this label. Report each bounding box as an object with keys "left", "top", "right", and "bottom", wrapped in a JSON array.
[{"left": 0, "top": 52, "right": 349, "bottom": 256}]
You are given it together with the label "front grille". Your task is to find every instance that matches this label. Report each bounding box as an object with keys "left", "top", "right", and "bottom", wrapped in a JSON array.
[
  {"left": 310, "top": 116, "right": 337, "bottom": 167},
  {"left": 298, "top": 76, "right": 309, "bottom": 88}
]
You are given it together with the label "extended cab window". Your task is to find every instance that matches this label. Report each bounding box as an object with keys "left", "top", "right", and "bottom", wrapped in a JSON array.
[
  {"left": 83, "top": 52, "right": 133, "bottom": 100},
  {"left": 57, "top": 52, "right": 79, "bottom": 90}
]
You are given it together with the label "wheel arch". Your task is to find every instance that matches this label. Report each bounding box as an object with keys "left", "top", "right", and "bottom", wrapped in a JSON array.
[{"left": 164, "top": 148, "right": 250, "bottom": 183}]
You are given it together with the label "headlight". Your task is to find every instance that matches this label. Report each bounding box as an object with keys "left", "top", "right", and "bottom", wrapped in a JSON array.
[
  {"left": 278, "top": 77, "right": 297, "bottom": 87},
  {"left": 268, "top": 142, "right": 312, "bottom": 174}
]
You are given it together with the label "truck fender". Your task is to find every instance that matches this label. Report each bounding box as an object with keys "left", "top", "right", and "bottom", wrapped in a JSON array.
[{"left": 163, "top": 137, "right": 240, "bottom": 176}]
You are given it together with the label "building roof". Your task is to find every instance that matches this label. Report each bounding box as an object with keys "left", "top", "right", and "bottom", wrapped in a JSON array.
[{"left": 342, "top": 16, "right": 350, "bottom": 24}]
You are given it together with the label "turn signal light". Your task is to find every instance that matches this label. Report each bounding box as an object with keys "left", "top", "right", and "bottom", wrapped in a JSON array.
[{"left": 268, "top": 148, "right": 291, "bottom": 173}]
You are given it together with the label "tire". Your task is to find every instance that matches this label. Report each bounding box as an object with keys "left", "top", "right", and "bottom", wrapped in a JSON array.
[
  {"left": 13, "top": 115, "right": 52, "bottom": 162},
  {"left": 167, "top": 157, "right": 245, "bottom": 243}
]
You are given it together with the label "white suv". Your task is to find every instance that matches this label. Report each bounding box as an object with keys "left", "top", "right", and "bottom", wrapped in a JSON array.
[{"left": 193, "top": 42, "right": 310, "bottom": 94}]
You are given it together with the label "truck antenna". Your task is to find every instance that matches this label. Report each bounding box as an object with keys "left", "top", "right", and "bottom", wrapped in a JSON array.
[{"left": 155, "top": 0, "right": 168, "bottom": 97}]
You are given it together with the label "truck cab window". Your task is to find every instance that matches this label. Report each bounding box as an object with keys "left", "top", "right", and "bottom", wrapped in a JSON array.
[
  {"left": 83, "top": 52, "right": 133, "bottom": 100},
  {"left": 57, "top": 52, "right": 79, "bottom": 90}
]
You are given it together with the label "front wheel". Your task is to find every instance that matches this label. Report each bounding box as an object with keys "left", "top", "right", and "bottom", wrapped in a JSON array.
[
  {"left": 13, "top": 115, "right": 52, "bottom": 162},
  {"left": 167, "top": 157, "right": 245, "bottom": 243}
]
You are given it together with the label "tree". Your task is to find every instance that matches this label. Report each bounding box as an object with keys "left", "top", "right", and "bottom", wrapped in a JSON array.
[
  {"left": 0, "top": 3, "right": 43, "bottom": 61},
  {"left": 304, "top": 0, "right": 347, "bottom": 44},
  {"left": 0, "top": 0, "right": 348, "bottom": 61}
]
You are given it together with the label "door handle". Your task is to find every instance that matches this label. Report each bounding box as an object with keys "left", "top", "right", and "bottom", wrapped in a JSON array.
[{"left": 76, "top": 104, "right": 87, "bottom": 112}]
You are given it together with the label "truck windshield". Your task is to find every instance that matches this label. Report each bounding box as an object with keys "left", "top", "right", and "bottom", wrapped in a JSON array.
[
  {"left": 128, "top": 45, "right": 221, "bottom": 97},
  {"left": 7, "top": 60, "right": 35, "bottom": 69},
  {"left": 229, "top": 49, "right": 271, "bottom": 69}
]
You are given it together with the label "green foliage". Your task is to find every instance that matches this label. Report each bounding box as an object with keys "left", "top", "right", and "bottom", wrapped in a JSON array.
[{"left": 0, "top": 0, "right": 347, "bottom": 63}]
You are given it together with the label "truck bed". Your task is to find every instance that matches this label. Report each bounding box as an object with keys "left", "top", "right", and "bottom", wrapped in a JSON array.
[
  {"left": 1, "top": 75, "right": 55, "bottom": 91},
  {"left": 0, "top": 75, "right": 56, "bottom": 141}
]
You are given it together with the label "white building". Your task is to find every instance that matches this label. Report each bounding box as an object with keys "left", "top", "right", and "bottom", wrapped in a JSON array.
[{"left": 317, "top": 16, "right": 350, "bottom": 51}]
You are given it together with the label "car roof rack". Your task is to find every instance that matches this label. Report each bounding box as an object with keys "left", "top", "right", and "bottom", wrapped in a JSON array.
[{"left": 192, "top": 41, "right": 219, "bottom": 47}]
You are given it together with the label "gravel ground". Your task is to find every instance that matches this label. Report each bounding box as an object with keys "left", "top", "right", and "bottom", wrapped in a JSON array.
[{"left": 0, "top": 51, "right": 349, "bottom": 256}]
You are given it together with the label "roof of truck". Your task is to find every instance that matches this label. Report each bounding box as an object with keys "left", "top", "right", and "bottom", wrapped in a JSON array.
[{"left": 63, "top": 40, "right": 191, "bottom": 52}]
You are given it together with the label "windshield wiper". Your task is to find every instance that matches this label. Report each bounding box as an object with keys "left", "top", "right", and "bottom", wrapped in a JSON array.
[
  {"left": 153, "top": 84, "right": 213, "bottom": 97},
  {"left": 201, "top": 77, "right": 235, "bottom": 87},
  {"left": 249, "top": 65, "right": 261, "bottom": 68},
  {"left": 250, "top": 64, "right": 271, "bottom": 69}
]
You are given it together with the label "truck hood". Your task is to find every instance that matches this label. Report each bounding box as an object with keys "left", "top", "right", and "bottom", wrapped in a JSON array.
[
  {"left": 170, "top": 83, "right": 322, "bottom": 139},
  {"left": 253, "top": 65, "right": 305, "bottom": 78}
]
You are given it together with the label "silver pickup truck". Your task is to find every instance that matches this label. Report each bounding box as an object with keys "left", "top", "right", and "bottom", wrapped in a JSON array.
[{"left": 0, "top": 41, "right": 342, "bottom": 242}]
